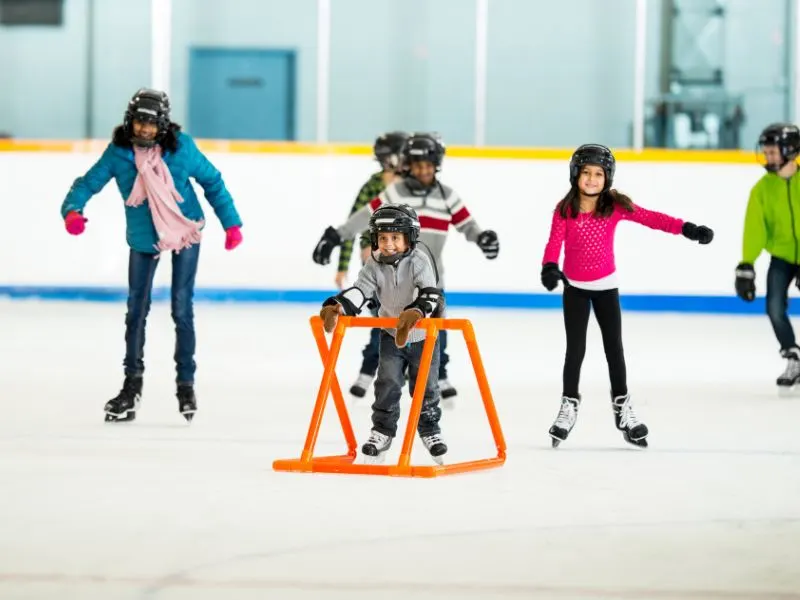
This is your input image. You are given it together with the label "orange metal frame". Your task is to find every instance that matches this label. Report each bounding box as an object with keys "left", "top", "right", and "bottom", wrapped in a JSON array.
[{"left": 273, "top": 315, "right": 507, "bottom": 477}]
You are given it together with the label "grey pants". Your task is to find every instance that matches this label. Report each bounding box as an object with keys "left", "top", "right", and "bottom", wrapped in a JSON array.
[{"left": 372, "top": 330, "right": 442, "bottom": 438}]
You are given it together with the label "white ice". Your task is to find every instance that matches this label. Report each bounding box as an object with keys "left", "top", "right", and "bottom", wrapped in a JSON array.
[{"left": 0, "top": 299, "right": 799, "bottom": 600}]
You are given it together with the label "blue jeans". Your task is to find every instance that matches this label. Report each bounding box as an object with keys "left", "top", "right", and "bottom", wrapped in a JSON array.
[
  {"left": 123, "top": 244, "right": 200, "bottom": 384},
  {"left": 359, "top": 299, "right": 381, "bottom": 376},
  {"left": 767, "top": 256, "right": 799, "bottom": 351},
  {"left": 372, "top": 331, "right": 442, "bottom": 438}
]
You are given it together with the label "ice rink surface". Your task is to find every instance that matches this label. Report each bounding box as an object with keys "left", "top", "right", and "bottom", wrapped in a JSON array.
[{"left": 0, "top": 299, "right": 799, "bottom": 600}]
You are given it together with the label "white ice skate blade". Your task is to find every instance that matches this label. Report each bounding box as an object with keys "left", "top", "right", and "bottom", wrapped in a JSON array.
[
  {"left": 430, "top": 455, "right": 444, "bottom": 466},
  {"left": 777, "top": 385, "right": 800, "bottom": 398},
  {"left": 361, "top": 452, "right": 388, "bottom": 465}
]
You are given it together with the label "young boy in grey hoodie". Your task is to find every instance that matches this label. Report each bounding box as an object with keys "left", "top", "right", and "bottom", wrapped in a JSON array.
[{"left": 319, "top": 204, "right": 447, "bottom": 464}]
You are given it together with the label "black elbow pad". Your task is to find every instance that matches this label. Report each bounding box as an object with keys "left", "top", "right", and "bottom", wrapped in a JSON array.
[
  {"left": 325, "top": 286, "right": 368, "bottom": 316},
  {"left": 405, "top": 287, "right": 444, "bottom": 317}
]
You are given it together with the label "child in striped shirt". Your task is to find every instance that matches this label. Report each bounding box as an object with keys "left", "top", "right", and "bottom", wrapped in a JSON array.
[{"left": 312, "top": 132, "right": 499, "bottom": 402}]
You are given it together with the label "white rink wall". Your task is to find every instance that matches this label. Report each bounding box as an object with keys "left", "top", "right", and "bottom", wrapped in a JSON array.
[{"left": 0, "top": 149, "right": 780, "bottom": 311}]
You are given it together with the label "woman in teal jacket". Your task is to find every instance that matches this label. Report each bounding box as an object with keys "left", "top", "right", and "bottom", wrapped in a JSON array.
[{"left": 60, "top": 88, "right": 243, "bottom": 423}]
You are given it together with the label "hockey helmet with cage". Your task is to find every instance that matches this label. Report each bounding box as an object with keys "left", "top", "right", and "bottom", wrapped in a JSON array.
[
  {"left": 757, "top": 123, "right": 800, "bottom": 172},
  {"left": 569, "top": 144, "right": 615, "bottom": 192},
  {"left": 373, "top": 131, "right": 409, "bottom": 172},
  {"left": 404, "top": 132, "right": 446, "bottom": 170},
  {"left": 369, "top": 204, "right": 421, "bottom": 252},
  {"left": 124, "top": 88, "right": 171, "bottom": 147}
]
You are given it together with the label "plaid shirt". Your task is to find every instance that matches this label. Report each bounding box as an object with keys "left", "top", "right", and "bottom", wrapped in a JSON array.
[{"left": 338, "top": 172, "right": 387, "bottom": 272}]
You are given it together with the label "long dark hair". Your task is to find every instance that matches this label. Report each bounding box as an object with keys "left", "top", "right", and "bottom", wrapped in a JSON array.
[
  {"left": 556, "top": 187, "right": 635, "bottom": 219},
  {"left": 111, "top": 121, "right": 182, "bottom": 154}
]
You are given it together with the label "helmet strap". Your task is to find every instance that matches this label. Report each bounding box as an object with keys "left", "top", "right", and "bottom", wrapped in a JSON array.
[{"left": 375, "top": 249, "right": 410, "bottom": 265}]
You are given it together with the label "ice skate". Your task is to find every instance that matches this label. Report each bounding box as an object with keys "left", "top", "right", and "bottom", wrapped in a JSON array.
[
  {"left": 611, "top": 393, "right": 648, "bottom": 448},
  {"left": 104, "top": 375, "right": 142, "bottom": 422},
  {"left": 349, "top": 372, "right": 374, "bottom": 398},
  {"left": 420, "top": 432, "right": 447, "bottom": 465},
  {"left": 361, "top": 429, "right": 392, "bottom": 464},
  {"left": 438, "top": 378, "right": 457, "bottom": 400},
  {"left": 176, "top": 384, "right": 197, "bottom": 422},
  {"left": 549, "top": 395, "right": 580, "bottom": 447},
  {"left": 777, "top": 347, "right": 800, "bottom": 396}
]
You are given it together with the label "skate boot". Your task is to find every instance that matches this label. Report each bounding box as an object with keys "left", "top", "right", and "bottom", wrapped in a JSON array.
[
  {"left": 438, "top": 379, "right": 457, "bottom": 400},
  {"left": 349, "top": 372, "right": 374, "bottom": 398},
  {"left": 361, "top": 429, "right": 392, "bottom": 464},
  {"left": 549, "top": 395, "right": 580, "bottom": 447},
  {"left": 104, "top": 375, "right": 143, "bottom": 422},
  {"left": 176, "top": 384, "right": 197, "bottom": 422},
  {"left": 777, "top": 346, "right": 800, "bottom": 395},
  {"left": 612, "top": 393, "right": 648, "bottom": 448},
  {"left": 420, "top": 432, "right": 448, "bottom": 465}
]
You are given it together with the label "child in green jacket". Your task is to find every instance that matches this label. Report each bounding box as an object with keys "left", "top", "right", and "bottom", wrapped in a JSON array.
[{"left": 736, "top": 123, "right": 800, "bottom": 392}]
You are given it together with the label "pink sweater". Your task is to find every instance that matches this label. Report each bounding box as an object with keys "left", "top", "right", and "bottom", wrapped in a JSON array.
[{"left": 542, "top": 203, "right": 684, "bottom": 282}]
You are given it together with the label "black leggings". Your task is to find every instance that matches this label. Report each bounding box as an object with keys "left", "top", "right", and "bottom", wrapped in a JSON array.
[{"left": 562, "top": 285, "right": 627, "bottom": 398}]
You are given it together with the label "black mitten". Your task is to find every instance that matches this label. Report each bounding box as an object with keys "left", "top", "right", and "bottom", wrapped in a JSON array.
[
  {"left": 312, "top": 226, "right": 342, "bottom": 265},
  {"left": 541, "top": 262, "right": 563, "bottom": 291},
  {"left": 682, "top": 222, "right": 714, "bottom": 244},
  {"left": 735, "top": 263, "right": 755, "bottom": 302},
  {"left": 477, "top": 230, "right": 499, "bottom": 259}
]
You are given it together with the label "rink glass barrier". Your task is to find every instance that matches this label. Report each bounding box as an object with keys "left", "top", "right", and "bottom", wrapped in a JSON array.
[{"left": 0, "top": 139, "right": 794, "bottom": 315}]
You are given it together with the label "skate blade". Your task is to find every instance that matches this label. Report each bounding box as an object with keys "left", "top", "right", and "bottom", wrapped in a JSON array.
[
  {"left": 362, "top": 453, "right": 388, "bottom": 465},
  {"left": 182, "top": 412, "right": 195, "bottom": 423},
  {"left": 625, "top": 437, "right": 648, "bottom": 448},
  {"left": 777, "top": 385, "right": 799, "bottom": 398},
  {"left": 550, "top": 436, "right": 562, "bottom": 448},
  {"left": 105, "top": 412, "right": 136, "bottom": 423},
  {"left": 431, "top": 455, "right": 444, "bottom": 466}
]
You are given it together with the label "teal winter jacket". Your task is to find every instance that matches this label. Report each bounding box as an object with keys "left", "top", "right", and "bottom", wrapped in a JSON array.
[{"left": 60, "top": 132, "right": 242, "bottom": 253}]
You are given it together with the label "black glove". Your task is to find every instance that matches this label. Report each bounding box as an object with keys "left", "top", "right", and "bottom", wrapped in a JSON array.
[
  {"left": 312, "top": 226, "right": 342, "bottom": 265},
  {"left": 735, "top": 262, "right": 755, "bottom": 302},
  {"left": 541, "top": 262, "right": 563, "bottom": 291},
  {"left": 682, "top": 222, "right": 714, "bottom": 244},
  {"left": 477, "top": 230, "right": 499, "bottom": 259}
]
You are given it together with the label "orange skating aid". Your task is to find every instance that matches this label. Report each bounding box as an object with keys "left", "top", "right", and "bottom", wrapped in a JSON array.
[{"left": 272, "top": 315, "right": 507, "bottom": 478}]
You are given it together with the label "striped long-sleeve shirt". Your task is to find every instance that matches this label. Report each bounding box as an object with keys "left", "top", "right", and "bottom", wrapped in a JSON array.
[
  {"left": 335, "top": 178, "right": 483, "bottom": 289},
  {"left": 337, "top": 172, "right": 387, "bottom": 272}
]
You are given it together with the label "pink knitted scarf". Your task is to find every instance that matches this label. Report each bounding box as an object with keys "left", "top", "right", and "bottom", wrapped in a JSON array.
[{"left": 126, "top": 145, "right": 203, "bottom": 253}]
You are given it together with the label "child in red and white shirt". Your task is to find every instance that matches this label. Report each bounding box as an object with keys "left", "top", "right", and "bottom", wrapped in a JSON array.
[{"left": 540, "top": 144, "right": 713, "bottom": 448}]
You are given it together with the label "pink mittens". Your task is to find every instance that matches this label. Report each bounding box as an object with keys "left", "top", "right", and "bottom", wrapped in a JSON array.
[
  {"left": 64, "top": 211, "right": 87, "bottom": 235},
  {"left": 225, "top": 225, "right": 242, "bottom": 251}
]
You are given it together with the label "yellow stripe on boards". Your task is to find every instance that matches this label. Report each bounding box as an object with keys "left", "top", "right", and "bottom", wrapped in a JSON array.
[{"left": 0, "top": 138, "right": 756, "bottom": 164}]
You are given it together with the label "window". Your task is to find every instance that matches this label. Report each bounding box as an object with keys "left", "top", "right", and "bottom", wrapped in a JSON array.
[{"left": 0, "top": 0, "right": 63, "bottom": 26}]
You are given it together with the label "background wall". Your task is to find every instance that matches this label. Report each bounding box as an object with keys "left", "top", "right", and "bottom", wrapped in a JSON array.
[
  {"left": 0, "top": 144, "right": 780, "bottom": 313},
  {"left": 0, "top": 0, "right": 791, "bottom": 147}
]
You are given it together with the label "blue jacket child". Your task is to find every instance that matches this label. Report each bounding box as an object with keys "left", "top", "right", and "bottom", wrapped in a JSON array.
[{"left": 60, "top": 88, "right": 243, "bottom": 424}]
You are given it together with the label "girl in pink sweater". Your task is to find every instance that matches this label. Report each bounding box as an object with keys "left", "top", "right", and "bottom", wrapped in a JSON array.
[{"left": 540, "top": 144, "right": 713, "bottom": 449}]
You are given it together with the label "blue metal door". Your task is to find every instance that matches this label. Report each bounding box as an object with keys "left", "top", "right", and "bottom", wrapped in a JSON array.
[{"left": 189, "top": 48, "right": 296, "bottom": 140}]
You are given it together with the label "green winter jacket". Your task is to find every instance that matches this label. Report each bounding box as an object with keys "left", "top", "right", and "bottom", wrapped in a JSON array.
[{"left": 742, "top": 171, "right": 800, "bottom": 265}]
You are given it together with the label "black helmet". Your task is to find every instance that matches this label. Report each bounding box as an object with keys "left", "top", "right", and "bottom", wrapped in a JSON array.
[
  {"left": 124, "top": 88, "right": 171, "bottom": 146},
  {"left": 569, "top": 144, "right": 615, "bottom": 192},
  {"left": 369, "top": 204, "right": 420, "bottom": 251},
  {"left": 404, "top": 132, "right": 445, "bottom": 170},
  {"left": 373, "top": 131, "right": 409, "bottom": 171},
  {"left": 757, "top": 123, "right": 800, "bottom": 172}
]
